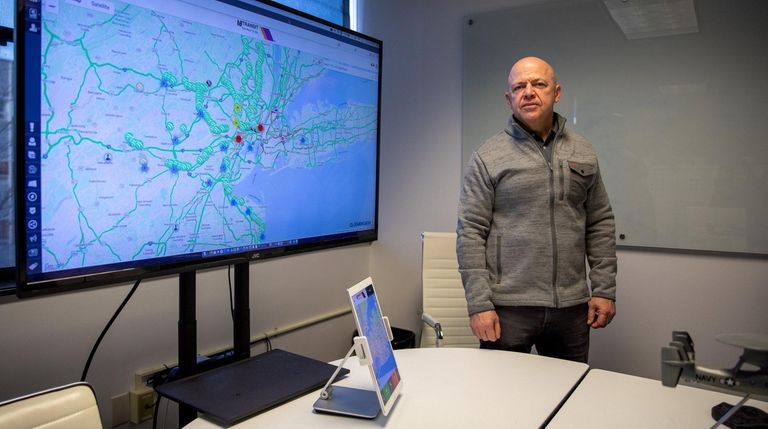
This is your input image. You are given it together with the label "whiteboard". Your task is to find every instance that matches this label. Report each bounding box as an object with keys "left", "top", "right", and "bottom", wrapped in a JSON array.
[{"left": 461, "top": 0, "right": 768, "bottom": 254}]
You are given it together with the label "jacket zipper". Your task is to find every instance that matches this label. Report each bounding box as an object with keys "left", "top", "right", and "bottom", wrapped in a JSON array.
[
  {"left": 496, "top": 234, "right": 502, "bottom": 285},
  {"left": 522, "top": 126, "right": 561, "bottom": 307},
  {"left": 537, "top": 134, "right": 560, "bottom": 308},
  {"left": 549, "top": 159, "right": 559, "bottom": 308}
]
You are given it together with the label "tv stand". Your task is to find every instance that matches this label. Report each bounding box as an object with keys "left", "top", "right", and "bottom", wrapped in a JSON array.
[
  {"left": 161, "top": 262, "right": 343, "bottom": 427},
  {"left": 177, "top": 261, "right": 251, "bottom": 426}
]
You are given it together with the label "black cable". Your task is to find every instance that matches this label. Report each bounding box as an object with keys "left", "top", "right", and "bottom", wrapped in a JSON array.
[
  {"left": 162, "top": 392, "right": 169, "bottom": 429},
  {"left": 151, "top": 393, "right": 161, "bottom": 429},
  {"left": 80, "top": 278, "right": 142, "bottom": 382}
]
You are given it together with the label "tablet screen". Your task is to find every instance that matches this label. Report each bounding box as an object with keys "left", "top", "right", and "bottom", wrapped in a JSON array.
[{"left": 348, "top": 277, "right": 402, "bottom": 416}]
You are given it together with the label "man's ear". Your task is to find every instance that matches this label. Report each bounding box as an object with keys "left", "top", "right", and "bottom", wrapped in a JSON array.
[
  {"left": 504, "top": 92, "right": 513, "bottom": 109},
  {"left": 554, "top": 84, "right": 562, "bottom": 103}
]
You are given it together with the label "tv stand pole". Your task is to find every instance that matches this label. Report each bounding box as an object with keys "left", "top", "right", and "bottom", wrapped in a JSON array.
[
  {"left": 178, "top": 270, "right": 198, "bottom": 426},
  {"left": 176, "top": 263, "right": 251, "bottom": 427},
  {"left": 233, "top": 262, "right": 251, "bottom": 359}
]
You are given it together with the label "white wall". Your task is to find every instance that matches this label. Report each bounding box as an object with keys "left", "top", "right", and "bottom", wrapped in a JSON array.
[
  {"left": 362, "top": 0, "right": 768, "bottom": 379},
  {"left": 362, "top": 0, "right": 533, "bottom": 339},
  {"left": 2, "top": 1, "right": 767, "bottom": 428}
]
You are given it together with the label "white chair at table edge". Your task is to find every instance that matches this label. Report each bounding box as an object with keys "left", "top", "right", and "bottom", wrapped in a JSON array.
[
  {"left": 419, "top": 232, "right": 479, "bottom": 348},
  {"left": 0, "top": 382, "right": 103, "bottom": 429}
]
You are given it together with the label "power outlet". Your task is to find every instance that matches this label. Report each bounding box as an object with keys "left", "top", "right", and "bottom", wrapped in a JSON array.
[
  {"left": 129, "top": 389, "right": 155, "bottom": 424},
  {"left": 111, "top": 392, "right": 129, "bottom": 427},
  {"left": 134, "top": 365, "right": 166, "bottom": 389}
]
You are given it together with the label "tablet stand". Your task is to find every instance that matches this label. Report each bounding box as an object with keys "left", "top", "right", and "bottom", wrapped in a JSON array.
[
  {"left": 710, "top": 393, "right": 752, "bottom": 429},
  {"left": 312, "top": 316, "right": 395, "bottom": 419}
]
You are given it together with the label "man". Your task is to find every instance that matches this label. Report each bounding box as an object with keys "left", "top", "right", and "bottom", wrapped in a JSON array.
[{"left": 456, "top": 57, "right": 616, "bottom": 363}]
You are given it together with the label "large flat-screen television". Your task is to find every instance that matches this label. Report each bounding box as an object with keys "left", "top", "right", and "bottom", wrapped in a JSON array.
[{"left": 16, "top": 0, "right": 381, "bottom": 297}]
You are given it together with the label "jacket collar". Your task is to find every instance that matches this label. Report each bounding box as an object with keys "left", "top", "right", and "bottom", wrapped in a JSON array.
[{"left": 506, "top": 112, "right": 566, "bottom": 141}]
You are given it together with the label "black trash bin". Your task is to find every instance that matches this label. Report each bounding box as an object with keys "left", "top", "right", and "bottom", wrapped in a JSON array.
[
  {"left": 353, "top": 327, "right": 415, "bottom": 350},
  {"left": 390, "top": 327, "right": 416, "bottom": 350}
]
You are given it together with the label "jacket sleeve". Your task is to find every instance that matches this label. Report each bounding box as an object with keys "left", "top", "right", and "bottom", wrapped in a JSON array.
[
  {"left": 456, "top": 152, "right": 496, "bottom": 315},
  {"left": 584, "top": 162, "right": 617, "bottom": 300}
]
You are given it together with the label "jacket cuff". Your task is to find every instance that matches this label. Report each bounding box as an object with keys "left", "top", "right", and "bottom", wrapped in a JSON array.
[
  {"left": 591, "top": 292, "right": 616, "bottom": 301},
  {"left": 467, "top": 301, "right": 495, "bottom": 316}
]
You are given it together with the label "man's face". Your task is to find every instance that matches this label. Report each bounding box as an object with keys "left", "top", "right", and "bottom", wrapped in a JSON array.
[{"left": 505, "top": 58, "right": 561, "bottom": 132}]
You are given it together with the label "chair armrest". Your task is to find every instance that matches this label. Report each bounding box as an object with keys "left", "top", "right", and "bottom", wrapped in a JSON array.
[{"left": 420, "top": 312, "right": 444, "bottom": 340}]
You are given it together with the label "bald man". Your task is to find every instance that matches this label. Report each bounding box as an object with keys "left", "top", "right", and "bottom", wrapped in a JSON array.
[{"left": 456, "top": 57, "right": 617, "bottom": 363}]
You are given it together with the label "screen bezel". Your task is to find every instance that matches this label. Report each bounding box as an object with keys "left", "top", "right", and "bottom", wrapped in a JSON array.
[
  {"left": 346, "top": 277, "right": 403, "bottom": 416},
  {"left": 14, "top": 0, "right": 382, "bottom": 297}
]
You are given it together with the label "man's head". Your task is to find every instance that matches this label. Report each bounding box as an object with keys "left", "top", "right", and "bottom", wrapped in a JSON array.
[{"left": 505, "top": 57, "right": 561, "bottom": 137}]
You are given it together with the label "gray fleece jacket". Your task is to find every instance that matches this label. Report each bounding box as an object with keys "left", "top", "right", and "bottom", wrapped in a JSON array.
[{"left": 457, "top": 113, "right": 617, "bottom": 315}]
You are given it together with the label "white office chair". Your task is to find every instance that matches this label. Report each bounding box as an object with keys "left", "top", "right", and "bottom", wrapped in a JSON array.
[
  {"left": 0, "top": 382, "right": 103, "bottom": 429},
  {"left": 419, "top": 232, "right": 479, "bottom": 348}
]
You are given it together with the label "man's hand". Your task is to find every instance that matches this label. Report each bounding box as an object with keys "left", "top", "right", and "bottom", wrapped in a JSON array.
[
  {"left": 587, "top": 297, "right": 616, "bottom": 329},
  {"left": 470, "top": 310, "right": 501, "bottom": 342}
]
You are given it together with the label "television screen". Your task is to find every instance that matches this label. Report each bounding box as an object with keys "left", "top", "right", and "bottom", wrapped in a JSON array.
[{"left": 16, "top": 0, "right": 381, "bottom": 296}]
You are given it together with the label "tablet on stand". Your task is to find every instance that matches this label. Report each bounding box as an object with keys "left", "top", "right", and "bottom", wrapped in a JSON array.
[{"left": 313, "top": 277, "right": 404, "bottom": 418}]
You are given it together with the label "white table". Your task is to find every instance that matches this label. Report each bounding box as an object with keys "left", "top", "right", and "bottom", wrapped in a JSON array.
[
  {"left": 547, "top": 369, "right": 768, "bottom": 428},
  {"left": 186, "top": 347, "right": 589, "bottom": 428}
]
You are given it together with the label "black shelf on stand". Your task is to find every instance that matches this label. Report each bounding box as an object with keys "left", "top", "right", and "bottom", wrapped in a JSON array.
[
  {"left": 165, "top": 262, "right": 342, "bottom": 427},
  {"left": 176, "top": 261, "right": 250, "bottom": 427}
]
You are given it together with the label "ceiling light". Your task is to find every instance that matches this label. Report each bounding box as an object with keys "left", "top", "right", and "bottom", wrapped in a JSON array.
[{"left": 604, "top": 0, "right": 699, "bottom": 40}]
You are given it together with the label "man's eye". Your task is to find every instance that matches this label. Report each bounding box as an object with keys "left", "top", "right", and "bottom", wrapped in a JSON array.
[{"left": 534, "top": 82, "right": 547, "bottom": 88}]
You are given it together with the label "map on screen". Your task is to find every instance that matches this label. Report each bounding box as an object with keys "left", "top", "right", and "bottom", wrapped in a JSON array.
[{"left": 26, "top": 0, "right": 378, "bottom": 276}]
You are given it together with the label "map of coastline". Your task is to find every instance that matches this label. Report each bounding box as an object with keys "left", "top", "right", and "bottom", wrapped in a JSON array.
[{"left": 38, "top": 1, "right": 378, "bottom": 272}]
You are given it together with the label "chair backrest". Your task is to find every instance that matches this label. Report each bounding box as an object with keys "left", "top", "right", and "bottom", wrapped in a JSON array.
[
  {"left": 0, "top": 382, "right": 103, "bottom": 429},
  {"left": 420, "top": 232, "right": 478, "bottom": 348}
]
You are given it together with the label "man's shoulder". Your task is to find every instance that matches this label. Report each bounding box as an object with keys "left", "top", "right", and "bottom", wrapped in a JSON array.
[{"left": 476, "top": 130, "right": 515, "bottom": 157}]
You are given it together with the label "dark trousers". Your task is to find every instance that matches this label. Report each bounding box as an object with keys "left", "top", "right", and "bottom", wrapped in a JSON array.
[{"left": 480, "top": 304, "right": 590, "bottom": 363}]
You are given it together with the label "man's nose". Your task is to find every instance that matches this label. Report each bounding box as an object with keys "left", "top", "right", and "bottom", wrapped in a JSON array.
[{"left": 522, "top": 83, "right": 535, "bottom": 97}]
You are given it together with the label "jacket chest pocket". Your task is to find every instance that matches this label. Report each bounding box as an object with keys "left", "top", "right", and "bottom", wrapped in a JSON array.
[{"left": 564, "top": 160, "right": 596, "bottom": 205}]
